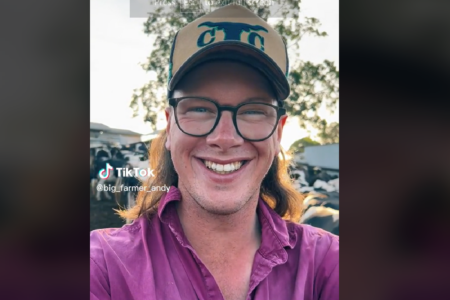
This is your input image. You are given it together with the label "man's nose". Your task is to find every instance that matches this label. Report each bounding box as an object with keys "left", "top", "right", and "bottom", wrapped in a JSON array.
[{"left": 205, "top": 111, "right": 244, "bottom": 149}]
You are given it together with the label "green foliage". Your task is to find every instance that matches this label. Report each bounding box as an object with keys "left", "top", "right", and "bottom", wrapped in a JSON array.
[
  {"left": 289, "top": 136, "right": 320, "bottom": 153},
  {"left": 318, "top": 121, "right": 339, "bottom": 144},
  {"left": 286, "top": 60, "right": 339, "bottom": 129},
  {"left": 130, "top": 0, "right": 339, "bottom": 132}
]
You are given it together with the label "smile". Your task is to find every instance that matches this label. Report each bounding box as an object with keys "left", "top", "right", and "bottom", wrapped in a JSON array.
[{"left": 202, "top": 160, "right": 247, "bottom": 175}]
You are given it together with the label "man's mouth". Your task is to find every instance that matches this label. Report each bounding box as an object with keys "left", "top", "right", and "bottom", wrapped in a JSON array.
[{"left": 202, "top": 160, "right": 247, "bottom": 175}]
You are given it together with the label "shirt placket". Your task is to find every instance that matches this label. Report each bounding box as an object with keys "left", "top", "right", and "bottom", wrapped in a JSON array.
[
  {"left": 247, "top": 249, "right": 288, "bottom": 299},
  {"left": 165, "top": 205, "right": 225, "bottom": 300},
  {"left": 159, "top": 191, "right": 292, "bottom": 300}
]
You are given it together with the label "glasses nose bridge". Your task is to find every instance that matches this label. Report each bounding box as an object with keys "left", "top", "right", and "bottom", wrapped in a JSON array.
[
  {"left": 212, "top": 105, "right": 238, "bottom": 135},
  {"left": 216, "top": 105, "right": 237, "bottom": 121},
  {"left": 218, "top": 105, "right": 237, "bottom": 113}
]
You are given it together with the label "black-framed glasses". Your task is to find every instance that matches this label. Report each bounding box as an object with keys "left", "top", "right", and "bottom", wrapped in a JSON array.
[{"left": 168, "top": 97, "right": 286, "bottom": 142}]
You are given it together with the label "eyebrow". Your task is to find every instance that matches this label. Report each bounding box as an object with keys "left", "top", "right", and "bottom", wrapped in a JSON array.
[
  {"left": 243, "top": 97, "right": 275, "bottom": 103},
  {"left": 176, "top": 96, "right": 277, "bottom": 106},
  {"left": 240, "top": 97, "right": 278, "bottom": 106}
]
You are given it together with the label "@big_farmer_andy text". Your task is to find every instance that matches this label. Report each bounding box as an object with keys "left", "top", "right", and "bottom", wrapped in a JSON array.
[{"left": 97, "top": 184, "right": 171, "bottom": 193}]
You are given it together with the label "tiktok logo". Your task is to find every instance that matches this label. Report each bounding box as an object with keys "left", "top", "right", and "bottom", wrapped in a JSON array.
[{"left": 99, "top": 163, "right": 114, "bottom": 179}]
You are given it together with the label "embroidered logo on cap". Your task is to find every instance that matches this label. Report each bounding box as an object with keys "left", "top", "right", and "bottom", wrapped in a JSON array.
[{"left": 197, "top": 22, "right": 268, "bottom": 51}]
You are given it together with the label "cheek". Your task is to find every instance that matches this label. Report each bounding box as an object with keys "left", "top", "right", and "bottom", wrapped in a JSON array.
[
  {"left": 253, "top": 140, "right": 278, "bottom": 159},
  {"left": 273, "top": 139, "right": 281, "bottom": 155},
  {"left": 170, "top": 132, "right": 198, "bottom": 159},
  {"left": 267, "top": 137, "right": 281, "bottom": 157}
]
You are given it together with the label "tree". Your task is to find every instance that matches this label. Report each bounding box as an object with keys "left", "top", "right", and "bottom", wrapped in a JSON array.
[
  {"left": 130, "top": 0, "right": 339, "bottom": 133},
  {"left": 289, "top": 137, "right": 320, "bottom": 153},
  {"left": 318, "top": 121, "right": 339, "bottom": 144}
]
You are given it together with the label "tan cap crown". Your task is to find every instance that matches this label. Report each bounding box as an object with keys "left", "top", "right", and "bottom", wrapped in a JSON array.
[{"left": 168, "top": 4, "right": 290, "bottom": 100}]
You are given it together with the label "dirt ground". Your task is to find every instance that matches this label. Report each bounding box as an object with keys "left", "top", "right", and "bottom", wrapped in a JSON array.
[{"left": 90, "top": 192, "right": 126, "bottom": 231}]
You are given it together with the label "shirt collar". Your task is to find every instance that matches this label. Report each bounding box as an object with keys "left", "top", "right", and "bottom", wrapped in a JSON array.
[
  {"left": 256, "top": 197, "right": 294, "bottom": 251},
  {"left": 157, "top": 186, "right": 296, "bottom": 257},
  {"left": 157, "top": 185, "right": 182, "bottom": 222}
]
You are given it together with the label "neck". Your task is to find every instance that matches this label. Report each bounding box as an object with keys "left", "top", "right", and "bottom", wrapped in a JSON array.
[{"left": 176, "top": 189, "right": 262, "bottom": 257}]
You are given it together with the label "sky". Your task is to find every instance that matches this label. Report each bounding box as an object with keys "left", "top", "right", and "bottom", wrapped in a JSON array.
[{"left": 91, "top": 0, "right": 338, "bottom": 150}]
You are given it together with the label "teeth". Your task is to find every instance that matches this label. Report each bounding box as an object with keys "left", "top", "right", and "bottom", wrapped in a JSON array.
[{"left": 203, "top": 160, "right": 244, "bottom": 174}]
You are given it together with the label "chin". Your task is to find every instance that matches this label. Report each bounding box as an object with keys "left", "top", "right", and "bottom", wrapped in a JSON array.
[
  {"left": 180, "top": 178, "right": 260, "bottom": 212},
  {"left": 198, "top": 199, "right": 246, "bottom": 215},
  {"left": 195, "top": 188, "right": 255, "bottom": 214}
]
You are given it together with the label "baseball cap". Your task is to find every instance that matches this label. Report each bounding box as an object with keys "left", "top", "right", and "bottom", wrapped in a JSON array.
[{"left": 167, "top": 4, "right": 290, "bottom": 101}]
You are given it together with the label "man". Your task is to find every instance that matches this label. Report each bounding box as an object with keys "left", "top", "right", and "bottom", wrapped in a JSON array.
[{"left": 90, "top": 4, "right": 338, "bottom": 300}]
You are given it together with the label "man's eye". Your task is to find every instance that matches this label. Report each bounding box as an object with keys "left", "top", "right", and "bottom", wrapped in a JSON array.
[
  {"left": 241, "top": 110, "right": 265, "bottom": 115},
  {"left": 188, "top": 107, "right": 209, "bottom": 113}
]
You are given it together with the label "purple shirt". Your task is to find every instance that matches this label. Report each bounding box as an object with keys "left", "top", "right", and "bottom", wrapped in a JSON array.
[{"left": 90, "top": 186, "right": 339, "bottom": 300}]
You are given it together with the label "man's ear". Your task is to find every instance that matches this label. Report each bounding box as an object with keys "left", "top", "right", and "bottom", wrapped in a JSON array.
[
  {"left": 165, "top": 107, "right": 172, "bottom": 151},
  {"left": 274, "top": 115, "right": 288, "bottom": 156}
]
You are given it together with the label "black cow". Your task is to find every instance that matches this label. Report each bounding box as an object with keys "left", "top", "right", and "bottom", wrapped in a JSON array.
[
  {"left": 114, "top": 174, "right": 141, "bottom": 209},
  {"left": 301, "top": 206, "right": 339, "bottom": 235},
  {"left": 303, "top": 191, "right": 339, "bottom": 211},
  {"left": 300, "top": 191, "right": 339, "bottom": 235},
  {"left": 305, "top": 167, "right": 337, "bottom": 186},
  {"left": 91, "top": 147, "right": 129, "bottom": 201}
]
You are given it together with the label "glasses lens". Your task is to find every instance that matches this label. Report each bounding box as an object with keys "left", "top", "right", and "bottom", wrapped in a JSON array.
[
  {"left": 176, "top": 98, "right": 217, "bottom": 135},
  {"left": 237, "top": 103, "right": 278, "bottom": 140}
]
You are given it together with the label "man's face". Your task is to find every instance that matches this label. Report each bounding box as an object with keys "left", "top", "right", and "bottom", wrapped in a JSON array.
[{"left": 165, "top": 61, "right": 287, "bottom": 215}]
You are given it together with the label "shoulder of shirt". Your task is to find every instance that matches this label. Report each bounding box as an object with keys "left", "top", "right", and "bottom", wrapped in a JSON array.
[
  {"left": 286, "top": 220, "right": 339, "bottom": 241},
  {"left": 90, "top": 216, "right": 150, "bottom": 264},
  {"left": 285, "top": 221, "right": 339, "bottom": 260},
  {"left": 283, "top": 222, "right": 339, "bottom": 289}
]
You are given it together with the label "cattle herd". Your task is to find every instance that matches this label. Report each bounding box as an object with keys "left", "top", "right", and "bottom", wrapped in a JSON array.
[
  {"left": 90, "top": 142, "right": 149, "bottom": 208},
  {"left": 290, "top": 164, "right": 339, "bottom": 235},
  {"left": 90, "top": 144, "right": 339, "bottom": 235}
]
